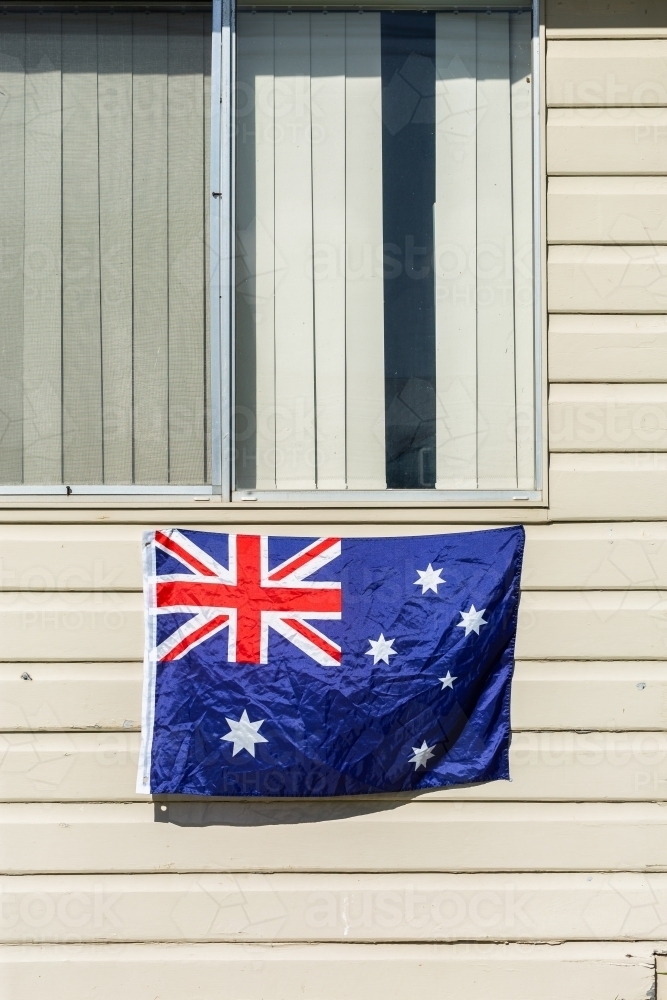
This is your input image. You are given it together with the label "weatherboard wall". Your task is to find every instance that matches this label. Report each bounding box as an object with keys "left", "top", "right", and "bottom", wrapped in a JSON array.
[{"left": 2, "top": 0, "right": 667, "bottom": 997}]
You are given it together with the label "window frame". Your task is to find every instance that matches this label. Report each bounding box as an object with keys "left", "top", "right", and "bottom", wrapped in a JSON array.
[
  {"left": 0, "top": 2, "right": 216, "bottom": 498},
  {"left": 217, "top": 0, "right": 545, "bottom": 506},
  {"left": 0, "top": 0, "right": 543, "bottom": 502}
]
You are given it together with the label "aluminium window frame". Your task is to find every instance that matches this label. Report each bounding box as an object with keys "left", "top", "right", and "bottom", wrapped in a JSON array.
[
  {"left": 0, "top": 1, "right": 219, "bottom": 498},
  {"left": 218, "top": 0, "right": 544, "bottom": 505},
  {"left": 0, "top": 0, "right": 541, "bottom": 500}
]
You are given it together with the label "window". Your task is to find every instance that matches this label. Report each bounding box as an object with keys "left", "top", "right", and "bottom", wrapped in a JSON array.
[
  {"left": 0, "top": 4, "right": 211, "bottom": 493},
  {"left": 233, "top": 3, "right": 539, "bottom": 500},
  {"left": 0, "top": 0, "right": 539, "bottom": 500}
]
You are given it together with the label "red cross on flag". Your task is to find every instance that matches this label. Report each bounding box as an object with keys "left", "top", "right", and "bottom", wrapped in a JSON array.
[{"left": 149, "top": 530, "right": 342, "bottom": 666}]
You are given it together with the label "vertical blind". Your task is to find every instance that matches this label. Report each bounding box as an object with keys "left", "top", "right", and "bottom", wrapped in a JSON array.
[
  {"left": 236, "top": 12, "right": 386, "bottom": 491},
  {"left": 0, "top": 9, "right": 211, "bottom": 487},
  {"left": 235, "top": 10, "right": 534, "bottom": 493}
]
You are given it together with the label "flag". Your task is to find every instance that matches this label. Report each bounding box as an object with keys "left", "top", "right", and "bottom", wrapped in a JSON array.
[{"left": 137, "top": 525, "right": 524, "bottom": 796}]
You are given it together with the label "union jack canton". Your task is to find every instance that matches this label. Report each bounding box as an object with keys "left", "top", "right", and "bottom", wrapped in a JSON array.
[{"left": 137, "top": 526, "right": 524, "bottom": 797}]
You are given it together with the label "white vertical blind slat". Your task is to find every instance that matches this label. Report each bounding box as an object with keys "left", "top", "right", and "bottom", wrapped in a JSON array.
[
  {"left": 0, "top": 17, "right": 26, "bottom": 485},
  {"left": 273, "top": 15, "right": 316, "bottom": 490},
  {"left": 475, "top": 13, "right": 517, "bottom": 489},
  {"left": 311, "top": 13, "right": 346, "bottom": 491},
  {"left": 344, "top": 12, "right": 385, "bottom": 491},
  {"left": 510, "top": 12, "right": 534, "bottom": 490},
  {"left": 167, "top": 11, "right": 206, "bottom": 485},
  {"left": 434, "top": 12, "right": 478, "bottom": 490},
  {"left": 23, "top": 14, "right": 61, "bottom": 484},
  {"left": 98, "top": 13, "right": 134, "bottom": 485},
  {"left": 132, "top": 14, "right": 169, "bottom": 485},
  {"left": 62, "top": 14, "right": 103, "bottom": 485}
]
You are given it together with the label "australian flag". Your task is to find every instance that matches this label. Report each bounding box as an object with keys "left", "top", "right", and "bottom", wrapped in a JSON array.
[{"left": 137, "top": 526, "right": 524, "bottom": 797}]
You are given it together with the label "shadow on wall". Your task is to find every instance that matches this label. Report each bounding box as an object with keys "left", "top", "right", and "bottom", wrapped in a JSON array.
[
  {"left": 152, "top": 778, "right": 493, "bottom": 827},
  {"left": 154, "top": 795, "right": 412, "bottom": 827}
]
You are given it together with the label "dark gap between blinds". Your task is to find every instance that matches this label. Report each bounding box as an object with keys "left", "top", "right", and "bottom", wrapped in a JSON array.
[{"left": 382, "top": 10, "right": 435, "bottom": 489}]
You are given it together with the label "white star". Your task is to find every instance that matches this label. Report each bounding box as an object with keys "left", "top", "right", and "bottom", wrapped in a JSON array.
[
  {"left": 439, "top": 671, "right": 457, "bottom": 689},
  {"left": 457, "top": 604, "right": 488, "bottom": 637},
  {"left": 414, "top": 564, "right": 445, "bottom": 595},
  {"left": 408, "top": 740, "right": 436, "bottom": 770},
  {"left": 221, "top": 710, "right": 268, "bottom": 757},
  {"left": 365, "top": 633, "right": 397, "bottom": 665}
]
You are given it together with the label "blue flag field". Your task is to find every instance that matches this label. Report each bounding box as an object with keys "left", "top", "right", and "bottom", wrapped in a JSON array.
[{"left": 137, "top": 526, "right": 524, "bottom": 797}]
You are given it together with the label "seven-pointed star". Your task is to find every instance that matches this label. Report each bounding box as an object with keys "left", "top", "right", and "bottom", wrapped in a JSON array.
[
  {"left": 365, "top": 633, "right": 397, "bottom": 665},
  {"left": 414, "top": 564, "right": 445, "bottom": 595},
  {"left": 457, "top": 604, "right": 488, "bottom": 637},
  {"left": 221, "top": 709, "right": 268, "bottom": 757},
  {"left": 408, "top": 740, "right": 436, "bottom": 770},
  {"left": 439, "top": 670, "right": 457, "bottom": 689}
]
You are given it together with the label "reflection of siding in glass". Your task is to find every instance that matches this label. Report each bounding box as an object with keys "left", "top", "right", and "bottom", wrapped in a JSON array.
[
  {"left": 0, "top": 11, "right": 211, "bottom": 486},
  {"left": 381, "top": 12, "right": 436, "bottom": 489}
]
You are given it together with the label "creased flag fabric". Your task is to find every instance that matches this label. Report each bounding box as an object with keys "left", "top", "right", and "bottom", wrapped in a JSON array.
[{"left": 137, "top": 526, "right": 524, "bottom": 797}]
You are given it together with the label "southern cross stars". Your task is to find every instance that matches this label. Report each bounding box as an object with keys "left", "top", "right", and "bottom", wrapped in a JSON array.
[
  {"left": 439, "top": 671, "right": 457, "bottom": 689},
  {"left": 457, "top": 604, "right": 488, "bottom": 637},
  {"left": 408, "top": 740, "right": 436, "bottom": 770},
  {"left": 414, "top": 564, "right": 445, "bottom": 594},
  {"left": 221, "top": 710, "right": 268, "bottom": 757},
  {"left": 366, "top": 633, "right": 397, "bottom": 665}
]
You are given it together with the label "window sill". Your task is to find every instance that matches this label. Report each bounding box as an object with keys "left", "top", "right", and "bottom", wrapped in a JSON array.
[
  {"left": 234, "top": 490, "right": 543, "bottom": 504},
  {"left": 0, "top": 495, "right": 550, "bottom": 525}
]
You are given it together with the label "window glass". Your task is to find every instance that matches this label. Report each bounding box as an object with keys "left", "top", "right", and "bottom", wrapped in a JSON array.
[
  {"left": 235, "top": 8, "right": 533, "bottom": 493},
  {"left": 0, "top": 8, "right": 211, "bottom": 487}
]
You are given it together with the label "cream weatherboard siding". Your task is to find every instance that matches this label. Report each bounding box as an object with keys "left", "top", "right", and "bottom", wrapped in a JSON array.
[{"left": 2, "top": 1, "right": 667, "bottom": 998}]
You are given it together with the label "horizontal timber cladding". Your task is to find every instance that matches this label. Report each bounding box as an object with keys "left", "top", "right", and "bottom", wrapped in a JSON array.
[
  {"left": 548, "top": 315, "right": 667, "bottom": 382},
  {"left": 5, "top": 730, "right": 667, "bottom": 802},
  {"left": 0, "top": 942, "right": 659, "bottom": 1000},
  {"left": 4, "top": 661, "right": 667, "bottom": 733},
  {"left": 546, "top": 40, "right": 667, "bottom": 106},
  {"left": 6, "top": 801, "right": 667, "bottom": 874},
  {"left": 5, "top": 522, "right": 667, "bottom": 590},
  {"left": 5, "top": 872, "right": 667, "bottom": 943},
  {"left": 3, "top": 587, "right": 667, "bottom": 660},
  {"left": 546, "top": 0, "right": 667, "bottom": 36},
  {"left": 547, "top": 108, "right": 667, "bottom": 174},
  {"left": 548, "top": 245, "right": 667, "bottom": 313},
  {"left": 549, "top": 384, "right": 667, "bottom": 452},
  {"left": 548, "top": 177, "right": 667, "bottom": 244},
  {"left": 549, "top": 454, "right": 667, "bottom": 520}
]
